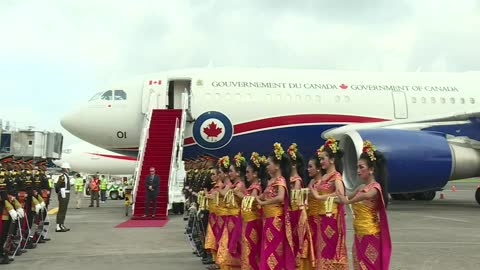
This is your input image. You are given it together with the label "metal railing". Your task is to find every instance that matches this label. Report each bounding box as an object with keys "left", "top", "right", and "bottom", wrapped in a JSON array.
[{"left": 131, "top": 96, "right": 155, "bottom": 214}]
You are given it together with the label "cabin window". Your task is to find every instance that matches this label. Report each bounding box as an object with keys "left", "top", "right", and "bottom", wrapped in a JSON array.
[
  {"left": 225, "top": 93, "right": 231, "bottom": 100},
  {"left": 470, "top": 98, "right": 475, "bottom": 104},
  {"left": 440, "top": 97, "right": 446, "bottom": 104},
  {"left": 411, "top": 97, "right": 417, "bottom": 103},
  {"left": 215, "top": 93, "right": 221, "bottom": 100},
  {"left": 114, "top": 90, "right": 127, "bottom": 100},
  {"left": 101, "top": 90, "right": 113, "bottom": 100},
  {"left": 305, "top": 95, "right": 312, "bottom": 103},
  {"left": 460, "top": 98, "right": 465, "bottom": 104},
  {"left": 295, "top": 95, "right": 302, "bottom": 103},
  {"left": 285, "top": 94, "right": 292, "bottom": 103},
  {"left": 335, "top": 95, "right": 340, "bottom": 103},
  {"left": 235, "top": 93, "right": 241, "bottom": 101},
  {"left": 315, "top": 95, "right": 321, "bottom": 103},
  {"left": 431, "top": 97, "right": 436, "bottom": 104},
  {"left": 450, "top": 97, "right": 455, "bottom": 104},
  {"left": 421, "top": 97, "right": 426, "bottom": 104},
  {"left": 275, "top": 94, "right": 281, "bottom": 103},
  {"left": 246, "top": 93, "right": 253, "bottom": 102}
]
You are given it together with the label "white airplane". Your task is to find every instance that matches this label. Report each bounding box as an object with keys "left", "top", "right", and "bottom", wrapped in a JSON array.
[
  {"left": 54, "top": 141, "right": 137, "bottom": 175},
  {"left": 60, "top": 67, "right": 480, "bottom": 204}
]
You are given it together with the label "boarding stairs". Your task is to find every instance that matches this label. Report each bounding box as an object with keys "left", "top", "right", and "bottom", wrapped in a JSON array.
[{"left": 131, "top": 93, "right": 189, "bottom": 220}]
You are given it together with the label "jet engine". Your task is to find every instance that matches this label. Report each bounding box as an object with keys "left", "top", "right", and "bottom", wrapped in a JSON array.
[{"left": 340, "top": 129, "right": 480, "bottom": 202}]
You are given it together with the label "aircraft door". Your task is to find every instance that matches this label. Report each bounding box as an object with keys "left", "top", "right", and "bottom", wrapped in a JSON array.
[
  {"left": 391, "top": 91, "right": 408, "bottom": 119},
  {"left": 167, "top": 80, "right": 191, "bottom": 110},
  {"left": 141, "top": 79, "right": 167, "bottom": 113}
]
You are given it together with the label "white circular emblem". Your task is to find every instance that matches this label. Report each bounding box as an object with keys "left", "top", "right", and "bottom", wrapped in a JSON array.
[{"left": 200, "top": 118, "right": 226, "bottom": 143}]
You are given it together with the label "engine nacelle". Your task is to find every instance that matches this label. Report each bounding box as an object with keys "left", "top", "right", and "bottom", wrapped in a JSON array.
[{"left": 340, "top": 129, "right": 480, "bottom": 193}]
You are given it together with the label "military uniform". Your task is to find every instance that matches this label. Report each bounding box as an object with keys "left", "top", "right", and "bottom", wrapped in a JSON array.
[
  {"left": 1, "top": 156, "right": 18, "bottom": 264},
  {"left": 55, "top": 163, "right": 71, "bottom": 232}
]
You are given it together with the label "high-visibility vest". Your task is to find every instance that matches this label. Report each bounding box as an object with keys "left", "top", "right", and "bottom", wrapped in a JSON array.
[
  {"left": 48, "top": 178, "right": 54, "bottom": 188},
  {"left": 100, "top": 178, "right": 108, "bottom": 190},
  {"left": 90, "top": 179, "right": 100, "bottom": 191},
  {"left": 75, "top": 177, "right": 84, "bottom": 192}
]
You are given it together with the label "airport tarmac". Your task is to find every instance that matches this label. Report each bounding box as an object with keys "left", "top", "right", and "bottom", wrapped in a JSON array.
[{"left": 5, "top": 182, "right": 480, "bottom": 270}]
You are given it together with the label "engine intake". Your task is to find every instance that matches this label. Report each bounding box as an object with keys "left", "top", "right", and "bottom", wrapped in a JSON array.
[{"left": 340, "top": 129, "right": 480, "bottom": 193}]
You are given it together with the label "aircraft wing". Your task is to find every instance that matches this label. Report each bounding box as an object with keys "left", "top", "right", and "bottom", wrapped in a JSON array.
[{"left": 322, "top": 109, "right": 480, "bottom": 147}]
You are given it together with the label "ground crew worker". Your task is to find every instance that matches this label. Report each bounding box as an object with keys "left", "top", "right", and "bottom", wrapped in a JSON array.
[
  {"left": 100, "top": 175, "right": 108, "bottom": 203},
  {"left": 55, "top": 163, "right": 71, "bottom": 232},
  {"left": 74, "top": 174, "right": 84, "bottom": 209},
  {"left": 89, "top": 175, "right": 100, "bottom": 207}
]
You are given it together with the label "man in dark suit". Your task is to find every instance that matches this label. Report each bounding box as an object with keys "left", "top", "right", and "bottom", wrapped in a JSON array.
[{"left": 143, "top": 167, "right": 160, "bottom": 218}]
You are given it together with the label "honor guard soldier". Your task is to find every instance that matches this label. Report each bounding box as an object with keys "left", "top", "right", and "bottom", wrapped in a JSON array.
[
  {"left": 22, "top": 159, "right": 41, "bottom": 249},
  {"left": 1, "top": 156, "right": 18, "bottom": 264},
  {"left": 55, "top": 163, "right": 71, "bottom": 232},
  {"left": 2, "top": 156, "right": 25, "bottom": 258},
  {"left": 36, "top": 161, "right": 51, "bottom": 241}
]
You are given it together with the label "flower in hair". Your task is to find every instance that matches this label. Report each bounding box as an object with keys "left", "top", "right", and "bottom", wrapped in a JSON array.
[
  {"left": 288, "top": 143, "right": 298, "bottom": 161},
  {"left": 362, "top": 141, "right": 377, "bottom": 161},
  {"left": 217, "top": 156, "right": 230, "bottom": 169},
  {"left": 250, "top": 152, "right": 262, "bottom": 168},
  {"left": 234, "top": 152, "right": 246, "bottom": 168},
  {"left": 319, "top": 137, "right": 338, "bottom": 154},
  {"left": 273, "top": 143, "right": 285, "bottom": 160}
]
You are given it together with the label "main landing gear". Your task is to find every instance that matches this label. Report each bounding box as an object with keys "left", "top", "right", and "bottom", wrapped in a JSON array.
[{"left": 390, "top": 191, "right": 437, "bottom": 201}]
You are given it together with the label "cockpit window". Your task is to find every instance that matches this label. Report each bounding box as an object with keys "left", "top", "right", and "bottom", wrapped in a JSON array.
[
  {"left": 89, "top": 92, "right": 103, "bottom": 101},
  {"left": 101, "top": 90, "right": 113, "bottom": 100},
  {"left": 114, "top": 90, "right": 127, "bottom": 100}
]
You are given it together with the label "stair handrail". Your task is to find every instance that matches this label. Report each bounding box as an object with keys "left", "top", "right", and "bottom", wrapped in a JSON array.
[
  {"left": 177, "top": 91, "right": 189, "bottom": 164},
  {"left": 131, "top": 94, "right": 155, "bottom": 214},
  {"left": 167, "top": 117, "right": 180, "bottom": 217}
]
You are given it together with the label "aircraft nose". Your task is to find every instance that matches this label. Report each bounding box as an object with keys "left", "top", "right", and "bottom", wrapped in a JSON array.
[{"left": 60, "top": 109, "right": 80, "bottom": 136}]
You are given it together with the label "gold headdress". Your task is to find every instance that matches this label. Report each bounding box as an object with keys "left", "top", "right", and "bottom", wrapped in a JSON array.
[
  {"left": 233, "top": 152, "right": 246, "bottom": 168},
  {"left": 217, "top": 156, "right": 230, "bottom": 169},
  {"left": 287, "top": 143, "right": 298, "bottom": 161},
  {"left": 273, "top": 143, "right": 285, "bottom": 160},
  {"left": 318, "top": 137, "right": 339, "bottom": 154},
  {"left": 362, "top": 140, "right": 377, "bottom": 161}
]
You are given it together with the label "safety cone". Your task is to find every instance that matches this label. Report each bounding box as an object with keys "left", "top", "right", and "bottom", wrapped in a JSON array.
[
  {"left": 452, "top": 185, "right": 457, "bottom": 192},
  {"left": 440, "top": 192, "right": 445, "bottom": 199}
]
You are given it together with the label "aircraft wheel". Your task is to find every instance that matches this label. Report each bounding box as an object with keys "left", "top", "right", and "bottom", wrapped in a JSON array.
[
  {"left": 423, "top": 191, "right": 436, "bottom": 201},
  {"left": 110, "top": 191, "right": 119, "bottom": 200},
  {"left": 475, "top": 187, "right": 480, "bottom": 205},
  {"left": 391, "top": 193, "right": 413, "bottom": 200}
]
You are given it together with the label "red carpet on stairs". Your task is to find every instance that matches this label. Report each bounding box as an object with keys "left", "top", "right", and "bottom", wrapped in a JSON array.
[
  {"left": 132, "top": 109, "right": 183, "bottom": 220},
  {"left": 115, "top": 219, "right": 169, "bottom": 228}
]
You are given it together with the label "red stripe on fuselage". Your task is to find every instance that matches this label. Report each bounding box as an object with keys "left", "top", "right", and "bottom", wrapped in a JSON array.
[
  {"left": 87, "top": 153, "right": 138, "bottom": 161},
  {"left": 183, "top": 114, "right": 388, "bottom": 145}
]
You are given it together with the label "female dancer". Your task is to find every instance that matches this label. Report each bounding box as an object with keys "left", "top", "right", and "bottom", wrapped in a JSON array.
[
  {"left": 237, "top": 152, "right": 267, "bottom": 270},
  {"left": 205, "top": 167, "right": 224, "bottom": 265},
  {"left": 309, "top": 137, "right": 349, "bottom": 269},
  {"left": 337, "top": 141, "right": 392, "bottom": 270},
  {"left": 256, "top": 143, "right": 296, "bottom": 270},
  {"left": 224, "top": 153, "right": 247, "bottom": 261},
  {"left": 215, "top": 156, "right": 242, "bottom": 269},
  {"left": 287, "top": 143, "right": 306, "bottom": 267}
]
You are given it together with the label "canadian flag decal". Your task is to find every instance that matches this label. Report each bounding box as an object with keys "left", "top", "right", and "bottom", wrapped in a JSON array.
[{"left": 149, "top": 80, "right": 162, "bottom": 85}]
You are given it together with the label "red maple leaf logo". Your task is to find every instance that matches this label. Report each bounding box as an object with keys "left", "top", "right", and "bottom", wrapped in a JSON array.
[
  {"left": 340, "top": 84, "right": 348, "bottom": 90},
  {"left": 203, "top": 121, "right": 222, "bottom": 138}
]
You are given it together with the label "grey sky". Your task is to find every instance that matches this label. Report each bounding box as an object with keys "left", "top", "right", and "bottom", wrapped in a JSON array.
[{"left": 1, "top": 0, "right": 479, "bottom": 148}]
